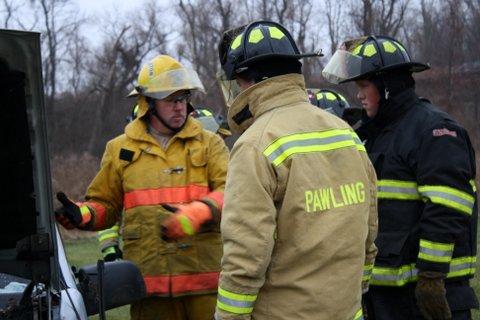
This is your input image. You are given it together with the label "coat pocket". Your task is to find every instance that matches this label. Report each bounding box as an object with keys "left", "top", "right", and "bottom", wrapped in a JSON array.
[
  {"left": 188, "top": 147, "right": 208, "bottom": 184},
  {"left": 123, "top": 223, "right": 142, "bottom": 263}
]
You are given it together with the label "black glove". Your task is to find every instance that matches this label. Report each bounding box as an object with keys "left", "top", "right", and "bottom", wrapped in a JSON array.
[
  {"left": 415, "top": 271, "right": 451, "bottom": 320},
  {"left": 102, "top": 245, "right": 123, "bottom": 262},
  {"left": 55, "top": 192, "right": 88, "bottom": 229}
]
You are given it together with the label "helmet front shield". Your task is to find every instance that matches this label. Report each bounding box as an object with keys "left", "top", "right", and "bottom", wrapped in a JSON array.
[
  {"left": 321, "top": 49, "right": 365, "bottom": 84},
  {"left": 217, "top": 70, "right": 241, "bottom": 108},
  {"left": 137, "top": 68, "right": 205, "bottom": 100}
]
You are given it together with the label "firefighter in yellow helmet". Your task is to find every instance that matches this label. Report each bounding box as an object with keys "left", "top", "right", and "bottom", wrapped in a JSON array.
[
  {"left": 215, "top": 20, "right": 378, "bottom": 320},
  {"left": 55, "top": 55, "right": 229, "bottom": 320}
]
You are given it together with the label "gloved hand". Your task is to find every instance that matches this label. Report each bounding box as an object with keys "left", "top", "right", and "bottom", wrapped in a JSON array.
[
  {"left": 55, "top": 192, "right": 91, "bottom": 229},
  {"left": 415, "top": 271, "right": 451, "bottom": 320},
  {"left": 161, "top": 201, "right": 214, "bottom": 240},
  {"left": 102, "top": 245, "right": 123, "bottom": 262}
]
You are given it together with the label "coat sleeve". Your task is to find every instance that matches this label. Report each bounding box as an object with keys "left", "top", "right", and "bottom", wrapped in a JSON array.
[
  {"left": 83, "top": 140, "right": 124, "bottom": 231},
  {"left": 215, "top": 140, "right": 277, "bottom": 320},
  {"left": 363, "top": 157, "right": 378, "bottom": 285},
  {"left": 415, "top": 121, "right": 477, "bottom": 273},
  {"left": 201, "top": 133, "right": 229, "bottom": 221}
]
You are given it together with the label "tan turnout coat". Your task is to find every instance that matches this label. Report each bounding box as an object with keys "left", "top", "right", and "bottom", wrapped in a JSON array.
[{"left": 216, "top": 74, "right": 378, "bottom": 320}]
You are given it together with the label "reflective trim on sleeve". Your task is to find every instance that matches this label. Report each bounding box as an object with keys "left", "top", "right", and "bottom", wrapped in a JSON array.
[
  {"left": 370, "top": 256, "right": 476, "bottom": 286},
  {"left": 80, "top": 205, "right": 91, "bottom": 218},
  {"left": 178, "top": 215, "right": 195, "bottom": 236},
  {"left": 363, "top": 264, "right": 373, "bottom": 282},
  {"left": 418, "top": 239, "right": 454, "bottom": 263},
  {"left": 370, "top": 263, "right": 418, "bottom": 286},
  {"left": 84, "top": 201, "right": 107, "bottom": 229},
  {"left": 216, "top": 287, "right": 257, "bottom": 315},
  {"left": 78, "top": 204, "right": 92, "bottom": 225},
  {"left": 263, "top": 129, "right": 365, "bottom": 166},
  {"left": 377, "top": 180, "right": 421, "bottom": 200},
  {"left": 353, "top": 308, "right": 364, "bottom": 320},
  {"left": 97, "top": 225, "right": 120, "bottom": 242},
  {"left": 102, "top": 246, "right": 116, "bottom": 257},
  {"left": 448, "top": 256, "right": 477, "bottom": 278},
  {"left": 418, "top": 185, "right": 475, "bottom": 215}
]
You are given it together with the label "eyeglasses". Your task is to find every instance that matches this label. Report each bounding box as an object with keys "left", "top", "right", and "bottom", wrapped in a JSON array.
[{"left": 163, "top": 92, "right": 192, "bottom": 104}]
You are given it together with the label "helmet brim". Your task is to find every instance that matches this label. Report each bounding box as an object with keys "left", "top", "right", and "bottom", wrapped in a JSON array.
[
  {"left": 339, "top": 62, "right": 430, "bottom": 83},
  {"left": 126, "top": 88, "right": 139, "bottom": 98}
]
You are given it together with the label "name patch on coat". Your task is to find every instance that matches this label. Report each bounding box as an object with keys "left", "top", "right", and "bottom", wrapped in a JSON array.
[
  {"left": 432, "top": 128, "right": 457, "bottom": 138},
  {"left": 304, "top": 182, "right": 366, "bottom": 213}
]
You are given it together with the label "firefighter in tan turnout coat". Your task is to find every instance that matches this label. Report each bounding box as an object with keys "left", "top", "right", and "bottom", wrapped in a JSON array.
[{"left": 215, "top": 20, "right": 378, "bottom": 320}]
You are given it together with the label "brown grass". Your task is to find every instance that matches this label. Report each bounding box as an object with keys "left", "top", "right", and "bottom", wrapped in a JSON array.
[{"left": 51, "top": 152, "right": 100, "bottom": 239}]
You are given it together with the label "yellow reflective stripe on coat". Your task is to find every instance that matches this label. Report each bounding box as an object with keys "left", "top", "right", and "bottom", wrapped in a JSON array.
[
  {"left": 97, "top": 225, "right": 120, "bottom": 242},
  {"left": 370, "top": 263, "right": 418, "bottom": 286},
  {"left": 80, "top": 205, "right": 91, "bottom": 218},
  {"left": 178, "top": 215, "right": 195, "bottom": 236},
  {"left": 418, "top": 239, "right": 454, "bottom": 263},
  {"left": 263, "top": 129, "right": 365, "bottom": 166},
  {"left": 448, "top": 256, "right": 477, "bottom": 277},
  {"left": 353, "top": 308, "right": 364, "bottom": 320},
  {"left": 216, "top": 287, "right": 257, "bottom": 315},
  {"left": 370, "top": 256, "right": 476, "bottom": 286},
  {"left": 363, "top": 264, "right": 373, "bottom": 281},
  {"left": 377, "top": 180, "right": 421, "bottom": 200},
  {"left": 418, "top": 185, "right": 475, "bottom": 215},
  {"left": 103, "top": 246, "right": 116, "bottom": 256}
]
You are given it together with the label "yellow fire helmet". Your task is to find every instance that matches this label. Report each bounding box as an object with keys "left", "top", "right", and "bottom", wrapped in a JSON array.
[{"left": 127, "top": 55, "right": 205, "bottom": 99}]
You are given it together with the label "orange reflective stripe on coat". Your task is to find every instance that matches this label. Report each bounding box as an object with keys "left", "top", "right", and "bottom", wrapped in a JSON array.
[
  {"left": 124, "top": 185, "right": 210, "bottom": 209},
  {"left": 81, "top": 201, "right": 107, "bottom": 229},
  {"left": 144, "top": 271, "right": 219, "bottom": 295}
]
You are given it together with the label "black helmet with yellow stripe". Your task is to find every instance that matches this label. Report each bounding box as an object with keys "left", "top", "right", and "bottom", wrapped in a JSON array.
[
  {"left": 322, "top": 35, "right": 429, "bottom": 84},
  {"left": 308, "top": 89, "right": 362, "bottom": 127},
  {"left": 315, "top": 89, "right": 351, "bottom": 117},
  {"left": 219, "top": 20, "right": 321, "bottom": 81}
]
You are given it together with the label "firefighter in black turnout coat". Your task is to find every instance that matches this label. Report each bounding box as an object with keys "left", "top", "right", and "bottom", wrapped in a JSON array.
[{"left": 323, "top": 35, "right": 478, "bottom": 319}]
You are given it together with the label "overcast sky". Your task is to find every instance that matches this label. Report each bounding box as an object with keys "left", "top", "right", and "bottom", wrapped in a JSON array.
[{"left": 72, "top": 0, "right": 176, "bottom": 47}]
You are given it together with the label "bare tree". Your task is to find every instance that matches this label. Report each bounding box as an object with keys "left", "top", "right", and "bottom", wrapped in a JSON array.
[
  {"left": 35, "top": 0, "right": 82, "bottom": 109},
  {"left": 177, "top": 0, "right": 240, "bottom": 114},
  {"left": 85, "top": 1, "right": 169, "bottom": 155},
  {"left": 350, "top": 0, "right": 410, "bottom": 37},
  {"left": 63, "top": 22, "right": 89, "bottom": 97},
  {"left": 325, "top": 0, "right": 344, "bottom": 55},
  {"left": 1, "top": 0, "right": 21, "bottom": 28}
]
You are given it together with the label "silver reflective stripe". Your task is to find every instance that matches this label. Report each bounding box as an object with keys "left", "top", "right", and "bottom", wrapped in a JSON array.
[
  {"left": 377, "top": 185, "right": 419, "bottom": 195},
  {"left": 371, "top": 268, "right": 418, "bottom": 282},
  {"left": 419, "top": 247, "right": 453, "bottom": 258},
  {"left": 266, "top": 134, "right": 352, "bottom": 163},
  {"left": 420, "top": 190, "right": 474, "bottom": 210},
  {"left": 352, "top": 136, "right": 362, "bottom": 145},
  {"left": 217, "top": 295, "right": 255, "bottom": 308},
  {"left": 450, "top": 262, "right": 473, "bottom": 273}
]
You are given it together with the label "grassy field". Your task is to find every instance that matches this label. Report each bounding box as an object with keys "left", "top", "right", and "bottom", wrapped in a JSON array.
[
  {"left": 65, "top": 236, "right": 480, "bottom": 320},
  {"left": 64, "top": 238, "right": 129, "bottom": 320}
]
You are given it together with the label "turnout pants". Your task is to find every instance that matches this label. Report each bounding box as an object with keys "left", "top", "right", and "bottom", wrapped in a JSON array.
[{"left": 130, "top": 293, "right": 216, "bottom": 320}]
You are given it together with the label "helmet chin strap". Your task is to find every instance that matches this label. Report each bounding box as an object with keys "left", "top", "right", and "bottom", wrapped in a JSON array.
[{"left": 147, "top": 99, "right": 187, "bottom": 133}]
